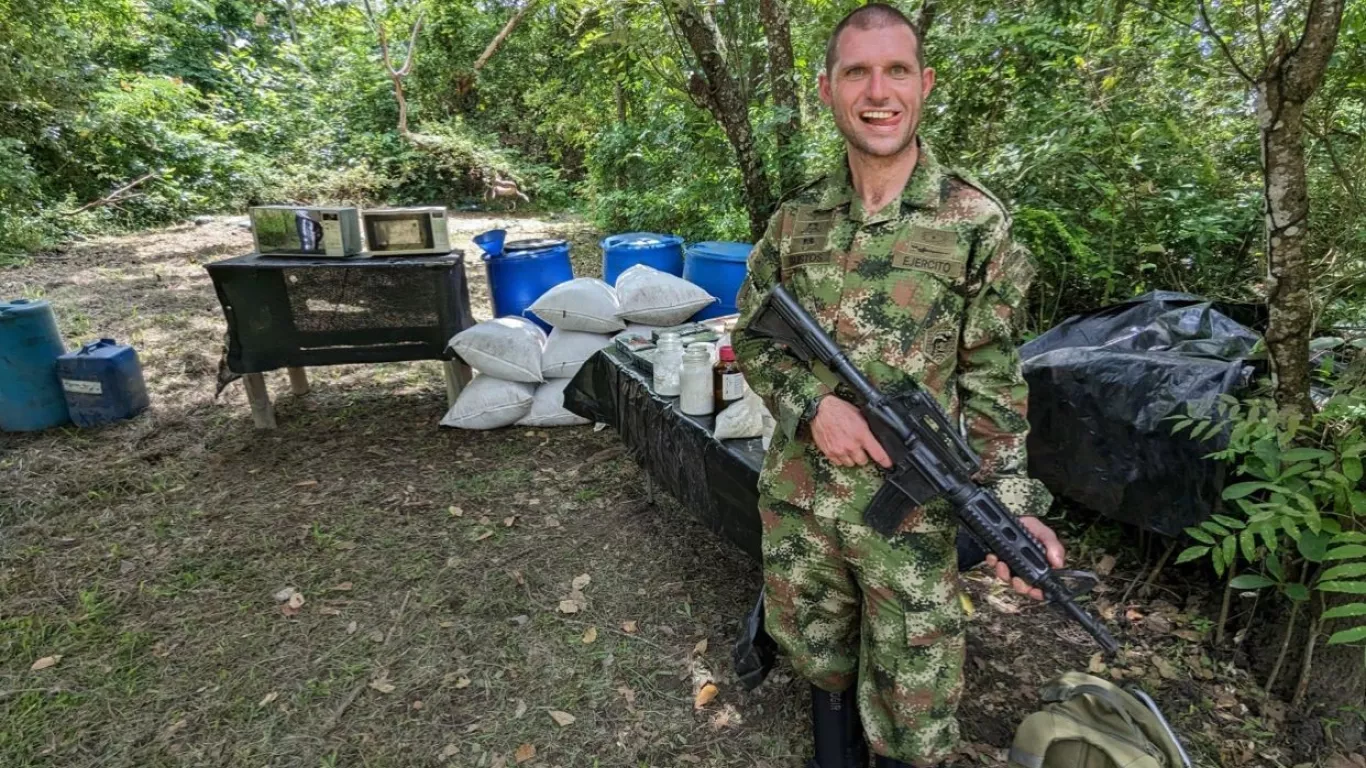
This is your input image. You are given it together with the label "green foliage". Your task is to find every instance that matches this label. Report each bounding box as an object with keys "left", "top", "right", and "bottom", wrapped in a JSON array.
[{"left": 1172, "top": 367, "right": 1366, "bottom": 649}]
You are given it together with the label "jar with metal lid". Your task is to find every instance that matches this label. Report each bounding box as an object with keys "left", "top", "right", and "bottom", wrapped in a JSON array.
[
  {"left": 679, "top": 342, "right": 715, "bottom": 416},
  {"left": 652, "top": 332, "right": 684, "bottom": 396}
]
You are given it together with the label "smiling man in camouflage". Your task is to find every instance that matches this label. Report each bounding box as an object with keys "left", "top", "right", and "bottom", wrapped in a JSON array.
[{"left": 732, "top": 5, "right": 1066, "bottom": 767}]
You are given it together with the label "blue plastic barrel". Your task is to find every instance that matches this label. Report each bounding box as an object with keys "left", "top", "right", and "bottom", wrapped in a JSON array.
[
  {"left": 683, "top": 241, "right": 754, "bottom": 320},
  {"left": 601, "top": 232, "right": 685, "bottom": 286},
  {"left": 483, "top": 238, "right": 574, "bottom": 331},
  {"left": 56, "top": 339, "right": 151, "bottom": 428},
  {"left": 0, "top": 298, "right": 71, "bottom": 431}
]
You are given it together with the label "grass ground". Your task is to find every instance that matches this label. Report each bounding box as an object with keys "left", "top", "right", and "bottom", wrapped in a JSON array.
[{"left": 0, "top": 213, "right": 1330, "bottom": 767}]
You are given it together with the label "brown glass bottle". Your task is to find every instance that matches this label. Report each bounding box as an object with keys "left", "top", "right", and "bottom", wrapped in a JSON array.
[{"left": 713, "top": 345, "right": 745, "bottom": 406}]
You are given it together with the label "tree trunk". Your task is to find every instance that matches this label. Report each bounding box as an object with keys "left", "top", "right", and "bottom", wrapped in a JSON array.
[
  {"left": 455, "top": 1, "right": 538, "bottom": 96},
  {"left": 672, "top": 0, "right": 773, "bottom": 241},
  {"left": 758, "top": 0, "right": 802, "bottom": 196},
  {"left": 1247, "top": 0, "right": 1356, "bottom": 757},
  {"left": 1255, "top": 0, "right": 1342, "bottom": 416}
]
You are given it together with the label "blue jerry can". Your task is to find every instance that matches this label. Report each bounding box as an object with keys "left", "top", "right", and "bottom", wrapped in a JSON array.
[
  {"left": 0, "top": 298, "right": 71, "bottom": 432},
  {"left": 55, "top": 339, "right": 151, "bottom": 427}
]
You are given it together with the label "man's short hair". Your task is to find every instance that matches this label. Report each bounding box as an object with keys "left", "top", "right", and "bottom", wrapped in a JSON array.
[{"left": 824, "top": 3, "right": 925, "bottom": 74}]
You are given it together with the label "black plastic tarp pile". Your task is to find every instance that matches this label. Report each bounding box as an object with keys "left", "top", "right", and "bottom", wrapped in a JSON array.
[{"left": 1020, "top": 291, "right": 1261, "bottom": 537}]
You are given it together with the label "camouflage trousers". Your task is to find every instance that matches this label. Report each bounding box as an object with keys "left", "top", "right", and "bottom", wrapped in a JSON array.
[{"left": 760, "top": 495, "right": 967, "bottom": 766}]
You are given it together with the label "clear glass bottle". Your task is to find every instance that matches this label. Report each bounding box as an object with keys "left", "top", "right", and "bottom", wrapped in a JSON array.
[
  {"left": 679, "top": 343, "right": 715, "bottom": 416},
  {"left": 652, "top": 332, "right": 684, "bottom": 396},
  {"left": 713, "top": 345, "right": 745, "bottom": 406}
]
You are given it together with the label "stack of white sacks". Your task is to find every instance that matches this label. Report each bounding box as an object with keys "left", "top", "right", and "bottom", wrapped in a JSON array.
[{"left": 441, "top": 265, "right": 718, "bottom": 430}]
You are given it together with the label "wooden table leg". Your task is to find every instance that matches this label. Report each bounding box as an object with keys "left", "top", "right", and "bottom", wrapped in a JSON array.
[
  {"left": 243, "top": 373, "right": 277, "bottom": 429},
  {"left": 443, "top": 359, "right": 472, "bottom": 408},
  {"left": 287, "top": 367, "right": 311, "bottom": 396}
]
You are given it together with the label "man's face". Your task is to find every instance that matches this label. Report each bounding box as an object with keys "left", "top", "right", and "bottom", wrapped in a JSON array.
[{"left": 819, "top": 23, "right": 935, "bottom": 159}]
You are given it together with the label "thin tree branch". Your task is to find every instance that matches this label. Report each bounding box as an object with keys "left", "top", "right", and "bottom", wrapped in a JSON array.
[
  {"left": 1253, "top": 0, "right": 1270, "bottom": 62},
  {"left": 62, "top": 173, "right": 159, "bottom": 216},
  {"left": 1199, "top": 0, "right": 1256, "bottom": 84}
]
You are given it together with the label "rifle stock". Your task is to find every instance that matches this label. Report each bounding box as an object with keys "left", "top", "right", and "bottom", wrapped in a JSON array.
[{"left": 745, "top": 284, "right": 1120, "bottom": 655}]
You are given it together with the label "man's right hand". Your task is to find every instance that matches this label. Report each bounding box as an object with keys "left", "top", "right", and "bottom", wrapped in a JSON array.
[{"left": 810, "top": 396, "right": 893, "bottom": 469}]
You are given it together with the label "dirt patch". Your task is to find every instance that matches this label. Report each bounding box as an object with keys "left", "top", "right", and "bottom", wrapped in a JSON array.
[{"left": 0, "top": 217, "right": 1315, "bottom": 767}]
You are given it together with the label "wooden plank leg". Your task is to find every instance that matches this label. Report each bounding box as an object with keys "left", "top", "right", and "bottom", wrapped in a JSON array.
[
  {"left": 242, "top": 373, "right": 277, "bottom": 429},
  {"left": 442, "top": 359, "right": 473, "bottom": 408},
  {"left": 287, "top": 367, "right": 311, "bottom": 396}
]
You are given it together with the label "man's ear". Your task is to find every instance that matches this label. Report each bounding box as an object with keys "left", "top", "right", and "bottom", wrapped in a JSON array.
[
  {"left": 920, "top": 67, "right": 936, "bottom": 100},
  {"left": 818, "top": 71, "right": 833, "bottom": 107}
]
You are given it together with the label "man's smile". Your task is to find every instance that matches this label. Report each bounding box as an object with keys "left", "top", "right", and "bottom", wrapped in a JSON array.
[{"left": 858, "top": 109, "right": 903, "bottom": 128}]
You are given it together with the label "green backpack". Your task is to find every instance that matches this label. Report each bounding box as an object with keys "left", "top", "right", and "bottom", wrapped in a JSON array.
[{"left": 1008, "top": 672, "right": 1192, "bottom": 768}]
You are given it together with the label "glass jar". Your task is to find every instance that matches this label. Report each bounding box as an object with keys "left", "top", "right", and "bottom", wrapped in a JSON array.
[
  {"left": 652, "top": 332, "right": 684, "bottom": 396},
  {"left": 679, "top": 343, "right": 715, "bottom": 416},
  {"left": 713, "top": 345, "right": 745, "bottom": 406}
]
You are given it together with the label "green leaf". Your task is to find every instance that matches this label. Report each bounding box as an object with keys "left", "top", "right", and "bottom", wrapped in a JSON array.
[
  {"left": 1326, "top": 625, "right": 1366, "bottom": 646},
  {"left": 1186, "top": 527, "right": 1215, "bottom": 545},
  {"left": 1344, "top": 458, "right": 1363, "bottom": 483},
  {"left": 1211, "top": 514, "right": 1246, "bottom": 530},
  {"left": 1332, "top": 532, "right": 1366, "bottom": 544},
  {"left": 1222, "top": 535, "right": 1237, "bottom": 569},
  {"left": 1326, "top": 545, "right": 1366, "bottom": 560},
  {"left": 1286, "top": 583, "right": 1311, "bottom": 601},
  {"left": 1222, "top": 482, "right": 1271, "bottom": 500},
  {"left": 1175, "top": 546, "right": 1210, "bottom": 564},
  {"left": 1240, "top": 529, "right": 1258, "bottom": 562},
  {"left": 1320, "top": 563, "right": 1366, "bottom": 582},
  {"left": 1318, "top": 581, "right": 1366, "bottom": 595},
  {"left": 1212, "top": 545, "right": 1226, "bottom": 577},
  {"left": 1266, "top": 554, "right": 1285, "bottom": 581},
  {"left": 1322, "top": 602, "right": 1366, "bottom": 620},
  {"left": 1229, "top": 574, "right": 1274, "bottom": 590},
  {"left": 1202, "top": 521, "right": 1231, "bottom": 537},
  {"left": 1298, "top": 531, "right": 1332, "bottom": 563},
  {"left": 1280, "top": 447, "right": 1334, "bottom": 464}
]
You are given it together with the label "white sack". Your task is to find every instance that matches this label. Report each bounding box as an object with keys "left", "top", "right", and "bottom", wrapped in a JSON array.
[
  {"left": 517, "top": 379, "right": 591, "bottom": 427},
  {"left": 441, "top": 375, "right": 536, "bottom": 430},
  {"left": 527, "top": 278, "right": 625, "bottom": 333},
  {"left": 447, "top": 318, "right": 546, "bottom": 383},
  {"left": 611, "top": 323, "right": 660, "bottom": 343},
  {"left": 614, "top": 264, "right": 717, "bottom": 325},
  {"left": 542, "top": 328, "right": 612, "bottom": 379},
  {"left": 714, "top": 390, "right": 770, "bottom": 440}
]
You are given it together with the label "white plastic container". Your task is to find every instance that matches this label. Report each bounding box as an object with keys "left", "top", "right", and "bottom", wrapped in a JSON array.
[
  {"left": 653, "top": 332, "right": 684, "bottom": 396},
  {"left": 680, "top": 342, "right": 715, "bottom": 416}
]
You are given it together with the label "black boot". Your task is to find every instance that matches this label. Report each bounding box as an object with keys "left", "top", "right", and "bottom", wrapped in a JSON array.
[{"left": 808, "top": 683, "right": 868, "bottom": 768}]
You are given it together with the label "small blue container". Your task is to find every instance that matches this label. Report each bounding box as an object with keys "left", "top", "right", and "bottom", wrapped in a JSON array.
[
  {"left": 601, "top": 232, "right": 685, "bottom": 286},
  {"left": 0, "top": 298, "right": 71, "bottom": 432},
  {"left": 55, "top": 339, "right": 150, "bottom": 428},
  {"left": 683, "top": 241, "right": 753, "bottom": 320},
  {"left": 483, "top": 238, "right": 574, "bottom": 331}
]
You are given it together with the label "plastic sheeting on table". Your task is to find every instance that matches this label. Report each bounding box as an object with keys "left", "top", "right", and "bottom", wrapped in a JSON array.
[{"left": 1020, "top": 291, "right": 1259, "bottom": 537}]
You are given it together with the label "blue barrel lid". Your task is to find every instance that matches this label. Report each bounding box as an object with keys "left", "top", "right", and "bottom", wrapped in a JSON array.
[
  {"left": 0, "top": 298, "right": 51, "bottom": 318},
  {"left": 601, "top": 232, "right": 684, "bottom": 250},
  {"left": 688, "top": 241, "right": 753, "bottom": 262},
  {"left": 502, "top": 238, "right": 567, "bottom": 255}
]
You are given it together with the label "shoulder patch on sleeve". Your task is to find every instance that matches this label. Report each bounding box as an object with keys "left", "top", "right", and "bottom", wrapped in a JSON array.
[{"left": 947, "top": 169, "right": 1011, "bottom": 225}]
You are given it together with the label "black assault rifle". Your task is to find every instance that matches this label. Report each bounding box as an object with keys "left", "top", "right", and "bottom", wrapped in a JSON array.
[{"left": 746, "top": 284, "right": 1120, "bottom": 655}]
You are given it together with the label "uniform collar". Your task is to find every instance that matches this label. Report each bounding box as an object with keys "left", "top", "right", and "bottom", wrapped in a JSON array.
[{"left": 815, "top": 138, "right": 944, "bottom": 224}]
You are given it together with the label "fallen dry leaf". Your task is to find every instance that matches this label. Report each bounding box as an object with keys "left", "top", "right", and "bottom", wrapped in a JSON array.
[
  {"left": 1152, "top": 656, "right": 1179, "bottom": 680},
  {"left": 319, "top": 606, "right": 342, "bottom": 616},
  {"left": 367, "top": 629, "right": 385, "bottom": 643},
  {"left": 440, "top": 743, "right": 460, "bottom": 760},
  {"left": 474, "top": 530, "right": 494, "bottom": 542},
  {"left": 622, "top": 620, "right": 638, "bottom": 634},
  {"left": 295, "top": 479, "right": 319, "bottom": 487},
  {"left": 544, "top": 517, "right": 561, "bottom": 528},
  {"left": 448, "top": 505, "right": 463, "bottom": 518},
  {"left": 273, "top": 587, "right": 297, "bottom": 602},
  {"left": 503, "top": 515, "right": 517, "bottom": 528},
  {"left": 412, "top": 700, "right": 424, "bottom": 710},
  {"left": 1097, "top": 554, "right": 1117, "bottom": 576},
  {"left": 694, "top": 638, "right": 708, "bottom": 655},
  {"left": 582, "top": 626, "right": 598, "bottom": 644},
  {"left": 510, "top": 570, "right": 525, "bottom": 586},
  {"left": 617, "top": 685, "right": 636, "bottom": 706},
  {"left": 548, "top": 710, "right": 576, "bottom": 727},
  {"left": 1087, "top": 652, "right": 1107, "bottom": 675},
  {"left": 558, "top": 600, "right": 579, "bottom": 614},
  {"left": 986, "top": 594, "right": 1020, "bottom": 615},
  {"left": 369, "top": 677, "right": 396, "bottom": 694},
  {"left": 514, "top": 743, "right": 536, "bottom": 764},
  {"left": 454, "top": 677, "right": 472, "bottom": 689},
  {"left": 259, "top": 691, "right": 279, "bottom": 707},
  {"left": 1172, "top": 629, "right": 1204, "bottom": 642},
  {"left": 514, "top": 699, "right": 527, "bottom": 719},
  {"left": 346, "top": 621, "right": 358, "bottom": 635},
  {"left": 30, "top": 655, "right": 62, "bottom": 671},
  {"left": 572, "top": 574, "right": 591, "bottom": 591},
  {"left": 330, "top": 582, "right": 353, "bottom": 592},
  {"left": 694, "top": 682, "right": 719, "bottom": 709}
]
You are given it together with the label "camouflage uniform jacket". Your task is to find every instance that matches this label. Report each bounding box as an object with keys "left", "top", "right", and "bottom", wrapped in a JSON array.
[{"left": 732, "top": 140, "right": 1053, "bottom": 524}]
